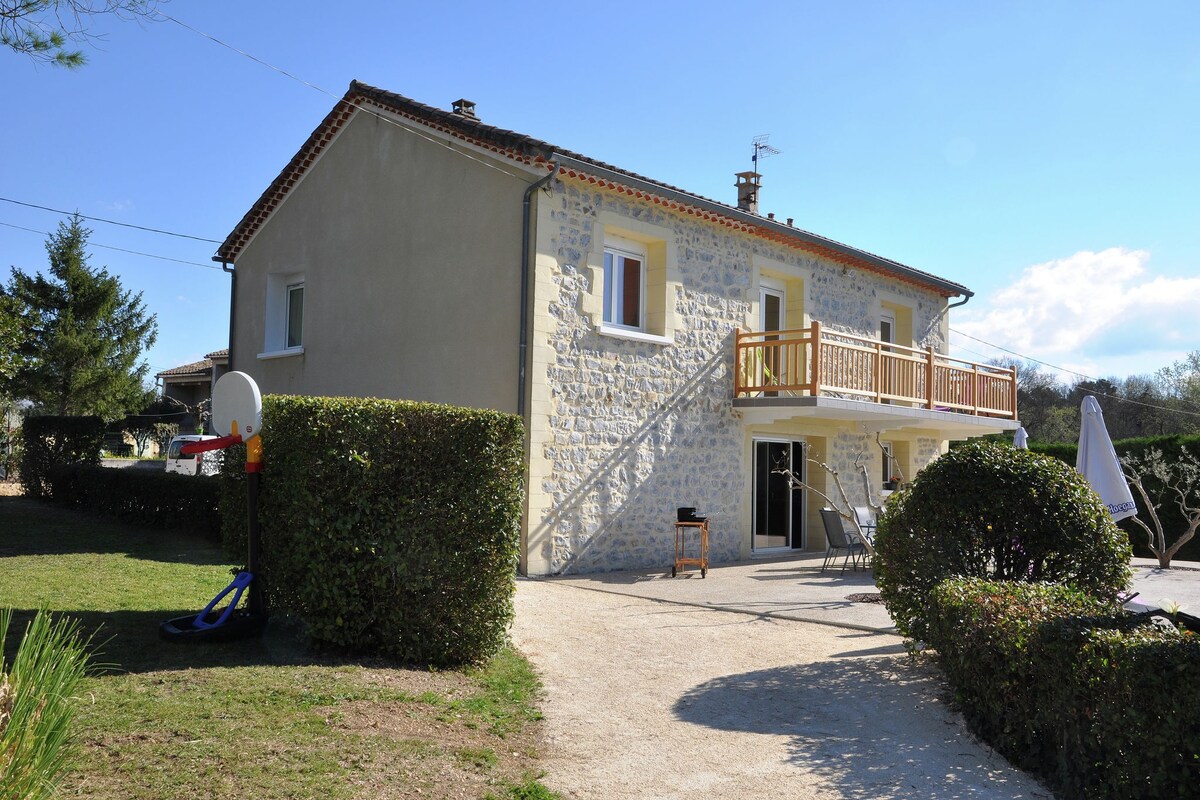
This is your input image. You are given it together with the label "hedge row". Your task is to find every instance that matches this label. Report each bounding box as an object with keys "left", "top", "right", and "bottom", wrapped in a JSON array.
[
  {"left": 19, "top": 416, "right": 105, "bottom": 498},
  {"left": 45, "top": 463, "right": 221, "bottom": 537},
  {"left": 927, "top": 579, "right": 1200, "bottom": 799},
  {"left": 222, "top": 395, "right": 525, "bottom": 666}
]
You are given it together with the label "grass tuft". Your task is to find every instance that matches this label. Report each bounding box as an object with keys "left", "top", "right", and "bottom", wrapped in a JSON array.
[{"left": 0, "top": 608, "right": 93, "bottom": 800}]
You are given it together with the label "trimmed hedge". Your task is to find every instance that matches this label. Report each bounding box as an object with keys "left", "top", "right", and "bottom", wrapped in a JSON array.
[
  {"left": 18, "top": 416, "right": 104, "bottom": 498},
  {"left": 227, "top": 395, "right": 525, "bottom": 666},
  {"left": 874, "top": 441, "right": 1131, "bottom": 641},
  {"left": 44, "top": 463, "right": 221, "bottom": 536},
  {"left": 928, "top": 579, "right": 1200, "bottom": 799},
  {"left": 217, "top": 441, "right": 248, "bottom": 561}
]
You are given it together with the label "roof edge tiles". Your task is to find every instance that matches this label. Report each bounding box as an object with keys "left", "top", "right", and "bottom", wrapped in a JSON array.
[
  {"left": 214, "top": 81, "right": 970, "bottom": 298},
  {"left": 156, "top": 358, "right": 213, "bottom": 379}
]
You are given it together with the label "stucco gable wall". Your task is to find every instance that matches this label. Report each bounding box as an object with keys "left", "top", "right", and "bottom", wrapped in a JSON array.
[
  {"left": 525, "top": 177, "right": 949, "bottom": 574},
  {"left": 232, "top": 109, "right": 528, "bottom": 411}
]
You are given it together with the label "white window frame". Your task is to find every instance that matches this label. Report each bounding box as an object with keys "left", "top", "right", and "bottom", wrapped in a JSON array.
[
  {"left": 601, "top": 236, "right": 647, "bottom": 333},
  {"left": 260, "top": 271, "right": 306, "bottom": 359},
  {"left": 880, "top": 312, "right": 895, "bottom": 345},
  {"left": 285, "top": 281, "right": 304, "bottom": 349},
  {"left": 881, "top": 440, "right": 896, "bottom": 487}
]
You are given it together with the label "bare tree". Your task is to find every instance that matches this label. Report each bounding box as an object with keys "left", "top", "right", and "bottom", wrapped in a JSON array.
[
  {"left": 1121, "top": 448, "right": 1200, "bottom": 568},
  {"left": 771, "top": 436, "right": 898, "bottom": 559}
]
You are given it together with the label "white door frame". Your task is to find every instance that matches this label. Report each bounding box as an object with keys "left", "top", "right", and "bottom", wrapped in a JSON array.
[{"left": 751, "top": 437, "right": 806, "bottom": 552}]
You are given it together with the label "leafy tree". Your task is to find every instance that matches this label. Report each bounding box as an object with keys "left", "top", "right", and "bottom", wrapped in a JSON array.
[
  {"left": 0, "top": 294, "right": 23, "bottom": 388},
  {"left": 991, "top": 358, "right": 1069, "bottom": 441},
  {"left": 1157, "top": 351, "right": 1200, "bottom": 402},
  {"left": 122, "top": 397, "right": 182, "bottom": 456},
  {"left": 151, "top": 421, "right": 177, "bottom": 455},
  {"left": 1116, "top": 373, "right": 1176, "bottom": 438},
  {"left": 4, "top": 214, "right": 157, "bottom": 421},
  {"left": 1037, "top": 404, "right": 1079, "bottom": 443},
  {"left": 1, "top": 0, "right": 165, "bottom": 67},
  {"left": 1156, "top": 351, "right": 1200, "bottom": 433}
]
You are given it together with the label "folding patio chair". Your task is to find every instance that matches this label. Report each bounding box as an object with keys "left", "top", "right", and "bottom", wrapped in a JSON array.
[{"left": 820, "top": 508, "right": 867, "bottom": 574}]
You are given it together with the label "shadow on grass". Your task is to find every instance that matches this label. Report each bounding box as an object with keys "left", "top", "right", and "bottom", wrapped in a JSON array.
[
  {"left": 0, "top": 495, "right": 229, "bottom": 566},
  {"left": 0, "top": 497, "right": 366, "bottom": 675},
  {"left": 1, "top": 606, "right": 366, "bottom": 675}
]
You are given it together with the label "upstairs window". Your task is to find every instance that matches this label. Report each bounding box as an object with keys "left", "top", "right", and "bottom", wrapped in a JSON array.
[
  {"left": 286, "top": 282, "right": 304, "bottom": 348},
  {"left": 602, "top": 241, "right": 645, "bottom": 331},
  {"left": 583, "top": 215, "right": 677, "bottom": 345},
  {"left": 260, "top": 270, "right": 306, "bottom": 358}
]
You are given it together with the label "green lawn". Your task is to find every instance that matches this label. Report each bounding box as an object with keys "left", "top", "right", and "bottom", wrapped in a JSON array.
[{"left": 0, "top": 495, "right": 555, "bottom": 799}]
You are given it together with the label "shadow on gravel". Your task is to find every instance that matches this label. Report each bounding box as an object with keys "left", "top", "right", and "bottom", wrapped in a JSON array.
[{"left": 673, "top": 655, "right": 1041, "bottom": 799}]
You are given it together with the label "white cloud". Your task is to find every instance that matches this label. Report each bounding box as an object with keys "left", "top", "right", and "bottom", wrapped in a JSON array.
[{"left": 954, "top": 248, "right": 1200, "bottom": 378}]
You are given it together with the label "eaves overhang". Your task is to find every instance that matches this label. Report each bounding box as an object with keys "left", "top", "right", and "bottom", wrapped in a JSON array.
[{"left": 551, "top": 153, "right": 971, "bottom": 299}]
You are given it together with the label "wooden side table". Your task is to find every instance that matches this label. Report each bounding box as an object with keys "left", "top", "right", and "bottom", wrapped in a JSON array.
[{"left": 672, "top": 520, "right": 709, "bottom": 578}]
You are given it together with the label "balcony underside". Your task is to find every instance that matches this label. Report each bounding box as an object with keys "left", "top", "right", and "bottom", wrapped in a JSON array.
[{"left": 733, "top": 395, "right": 1022, "bottom": 438}]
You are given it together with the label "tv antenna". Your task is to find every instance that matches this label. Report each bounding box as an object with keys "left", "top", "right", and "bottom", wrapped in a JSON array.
[{"left": 751, "top": 134, "right": 781, "bottom": 173}]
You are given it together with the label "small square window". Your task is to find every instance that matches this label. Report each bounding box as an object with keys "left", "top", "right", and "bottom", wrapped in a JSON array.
[
  {"left": 602, "top": 245, "right": 644, "bottom": 330},
  {"left": 286, "top": 283, "right": 304, "bottom": 348}
]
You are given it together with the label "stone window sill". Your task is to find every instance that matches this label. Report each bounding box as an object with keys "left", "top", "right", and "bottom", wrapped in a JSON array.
[
  {"left": 597, "top": 324, "right": 673, "bottom": 346},
  {"left": 257, "top": 347, "right": 304, "bottom": 360}
]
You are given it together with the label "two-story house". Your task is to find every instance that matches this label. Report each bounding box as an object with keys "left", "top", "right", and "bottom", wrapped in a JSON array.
[{"left": 215, "top": 82, "right": 1019, "bottom": 576}]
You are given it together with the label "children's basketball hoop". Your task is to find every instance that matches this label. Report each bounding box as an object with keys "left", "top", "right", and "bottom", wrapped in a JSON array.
[
  {"left": 211, "top": 370, "right": 262, "bottom": 441},
  {"left": 161, "top": 371, "right": 269, "bottom": 643}
]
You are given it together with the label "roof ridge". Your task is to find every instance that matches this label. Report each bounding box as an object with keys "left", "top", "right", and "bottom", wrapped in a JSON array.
[{"left": 216, "top": 81, "right": 970, "bottom": 297}]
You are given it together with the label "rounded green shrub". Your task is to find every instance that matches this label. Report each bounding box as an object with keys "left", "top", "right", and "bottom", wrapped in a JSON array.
[{"left": 874, "top": 440, "right": 1131, "bottom": 641}]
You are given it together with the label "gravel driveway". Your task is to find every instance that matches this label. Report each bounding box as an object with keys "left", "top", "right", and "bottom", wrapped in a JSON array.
[{"left": 512, "top": 577, "right": 1053, "bottom": 799}]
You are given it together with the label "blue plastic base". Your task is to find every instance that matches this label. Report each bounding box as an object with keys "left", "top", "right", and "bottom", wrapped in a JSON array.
[{"left": 159, "top": 609, "right": 268, "bottom": 642}]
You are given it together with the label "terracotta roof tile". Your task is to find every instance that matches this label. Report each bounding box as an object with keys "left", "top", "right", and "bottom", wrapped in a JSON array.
[{"left": 157, "top": 358, "right": 212, "bottom": 379}]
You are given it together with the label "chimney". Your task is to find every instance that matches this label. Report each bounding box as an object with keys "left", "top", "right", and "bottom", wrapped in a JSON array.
[
  {"left": 735, "top": 171, "right": 761, "bottom": 214},
  {"left": 451, "top": 98, "right": 477, "bottom": 119}
]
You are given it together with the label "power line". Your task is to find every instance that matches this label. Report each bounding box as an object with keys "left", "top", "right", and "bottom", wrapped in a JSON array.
[
  {"left": 950, "top": 328, "right": 1098, "bottom": 381},
  {"left": 950, "top": 328, "right": 1200, "bottom": 420},
  {"left": 0, "top": 221, "right": 224, "bottom": 271},
  {"left": 0, "top": 197, "right": 222, "bottom": 243},
  {"left": 156, "top": 12, "right": 534, "bottom": 185}
]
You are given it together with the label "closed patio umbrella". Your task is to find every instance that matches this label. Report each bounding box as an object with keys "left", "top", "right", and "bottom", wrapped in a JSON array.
[
  {"left": 1076, "top": 396, "right": 1137, "bottom": 522},
  {"left": 1013, "top": 427, "right": 1029, "bottom": 449}
]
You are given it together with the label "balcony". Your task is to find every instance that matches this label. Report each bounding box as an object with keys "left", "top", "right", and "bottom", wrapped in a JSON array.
[{"left": 734, "top": 322, "right": 1019, "bottom": 432}]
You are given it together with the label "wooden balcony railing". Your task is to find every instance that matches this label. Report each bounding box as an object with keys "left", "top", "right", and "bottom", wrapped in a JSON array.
[{"left": 734, "top": 321, "right": 1018, "bottom": 419}]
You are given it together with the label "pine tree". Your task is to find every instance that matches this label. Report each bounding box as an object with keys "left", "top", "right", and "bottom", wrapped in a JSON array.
[{"left": 4, "top": 213, "right": 157, "bottom": 420}]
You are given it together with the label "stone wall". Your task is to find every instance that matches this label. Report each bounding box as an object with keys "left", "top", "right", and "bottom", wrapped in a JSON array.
[{"left": 526, "top": 178, "right": 950, "bottom": 574}]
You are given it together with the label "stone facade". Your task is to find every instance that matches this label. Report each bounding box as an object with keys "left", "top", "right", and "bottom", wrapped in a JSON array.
[{"left": 524, "top": 177, "right": 952, "bottom": 575}]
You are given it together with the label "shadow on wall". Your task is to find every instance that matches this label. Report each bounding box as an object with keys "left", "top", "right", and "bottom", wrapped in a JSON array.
[
  {"left": 672, "top": 655, "right": 1029, "bottom": 799},
  {"left": 536, "top": 334, "right": 740, "bottom": 575}
]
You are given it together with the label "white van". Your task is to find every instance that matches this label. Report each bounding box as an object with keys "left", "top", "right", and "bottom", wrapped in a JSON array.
[{"left": 164, "top": 434, "right": 221, "bottom": 476}]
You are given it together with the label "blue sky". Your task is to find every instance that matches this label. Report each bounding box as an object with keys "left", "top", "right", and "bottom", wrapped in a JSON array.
[{"left": 3, "top": 1, "right": 1198, "bottom": 384}]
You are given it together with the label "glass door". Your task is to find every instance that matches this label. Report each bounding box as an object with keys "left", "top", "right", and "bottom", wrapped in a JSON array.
[
  {"left": 760, "top": 286, "right": 785, "bottom": 393},
  {"left": 753, "top": 439, "right": 806, "bottom": 552},
  {"left": 879, "top": 311, "right": 896, "bottom": 403}
]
